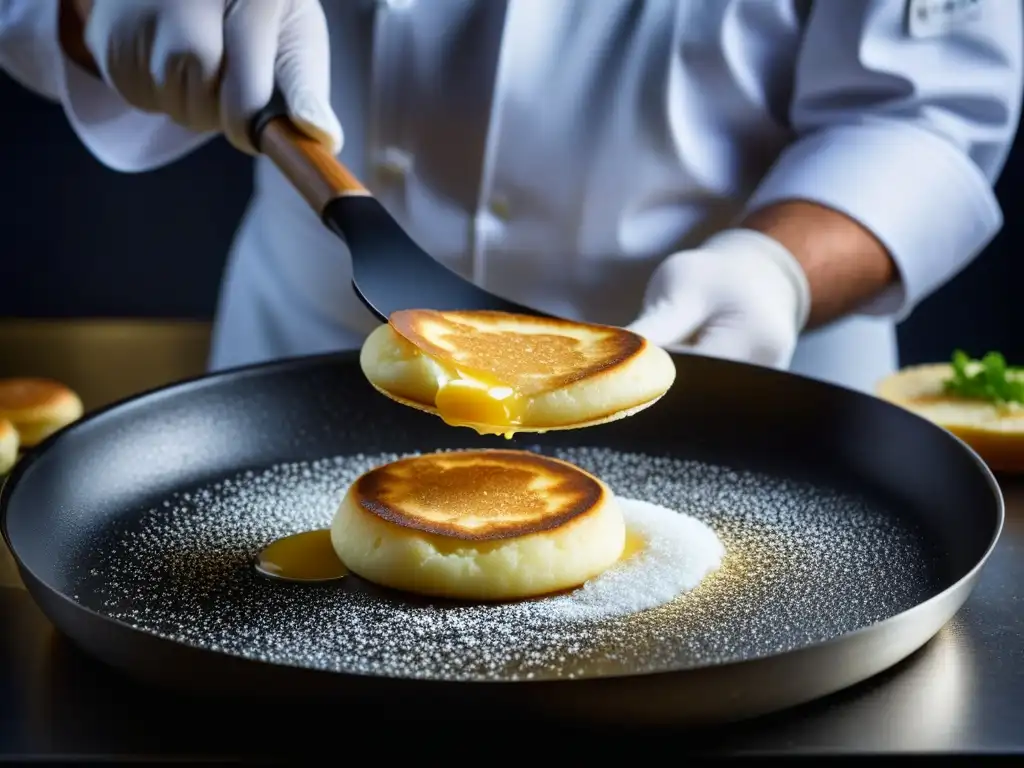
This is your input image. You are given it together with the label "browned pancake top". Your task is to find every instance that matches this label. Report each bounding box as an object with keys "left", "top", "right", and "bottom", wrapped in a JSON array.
[
  {"left": 353, "top": 449, "right": 606, "bottom": 540},
  {"left": 0, "top": 378, "right": 73, "bottom": 413},
  {"left": 389, "top": 309, "right": 644, "bottom": 396}
]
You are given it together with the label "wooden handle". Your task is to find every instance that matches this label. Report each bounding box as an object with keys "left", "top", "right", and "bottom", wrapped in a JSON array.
[
  {"left": 256, "top": 119, "right": 366, "bottom": 209},
  {"left": 58, "top": 0, "right": 368, "bottom": 214}
]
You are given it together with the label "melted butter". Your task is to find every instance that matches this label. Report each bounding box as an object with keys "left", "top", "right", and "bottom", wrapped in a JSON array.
[
  {"left": 254, "top": 529, "right": 348, "bottom": 583},
  {"left": 620, "top": 529, "right": 646, "bottom": 562},
  {"left": 432, "top": 369, "right": 527, "bottom": 439}
]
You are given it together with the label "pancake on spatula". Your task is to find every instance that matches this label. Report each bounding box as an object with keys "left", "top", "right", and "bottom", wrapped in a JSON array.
[
  {"left": 359, "top": 309, "right": 675, "bottom": 436},
  {"left": 331, "top": 449, "right": 626, "bottom": 600}
]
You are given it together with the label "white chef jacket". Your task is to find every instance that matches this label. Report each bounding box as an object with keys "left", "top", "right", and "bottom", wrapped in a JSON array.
[{"left": 1, "top": 0, "right": 1020, "bottom": 393}]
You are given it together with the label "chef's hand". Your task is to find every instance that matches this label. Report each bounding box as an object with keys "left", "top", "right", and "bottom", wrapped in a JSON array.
[
  {"left": 81, "top": 0, "right": 342, "bottom": 154},
  {"left": 625, "top": 229, "right": 811, "bottom": 369}
]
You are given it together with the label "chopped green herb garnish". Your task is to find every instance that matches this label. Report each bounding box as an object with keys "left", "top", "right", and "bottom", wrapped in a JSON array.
[{"left": 943, "top": 350, "right": 1024, "bottom": 406}]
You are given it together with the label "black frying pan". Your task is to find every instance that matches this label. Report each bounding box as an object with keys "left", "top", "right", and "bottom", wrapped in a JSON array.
[{"left": 0, "top": 352, "right": 1002, "bottom": 726}]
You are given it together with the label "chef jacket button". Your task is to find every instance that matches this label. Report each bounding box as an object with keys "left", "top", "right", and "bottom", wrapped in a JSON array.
[
  {"left": 477, "top": 209, "right": 506, "bottom": 246},
  {"left": 374, "top": 147, "right": 413, "bottom": 181},
  {"left": 488, "top": 194, "right": 511, "bottom": 220}
]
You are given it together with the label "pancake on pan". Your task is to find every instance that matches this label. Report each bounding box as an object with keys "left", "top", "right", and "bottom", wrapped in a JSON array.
[
  {"left": 359, "top": 309, "right": 676, "bottom": 436},
  {"left": 331, "top": 449, "right": 627, "bottom": 600},
  {"left": 0, "top": 378, "right": 84, "bottom": 448},
  {"left": 0, "top": 418, "right": 18, "bottom": 476}
]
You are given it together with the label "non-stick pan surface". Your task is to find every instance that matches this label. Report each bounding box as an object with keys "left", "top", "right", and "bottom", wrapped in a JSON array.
[{"left": 0, "top": 352, "right": 1002, "bottom": 726}]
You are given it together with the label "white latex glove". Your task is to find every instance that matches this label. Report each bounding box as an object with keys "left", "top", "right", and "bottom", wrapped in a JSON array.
[
  {"left": 82, "top": 0, "right": 343, "bottom": 154},
  {"left": 625, "top": 229, "right": 812, "bottom": 369}
]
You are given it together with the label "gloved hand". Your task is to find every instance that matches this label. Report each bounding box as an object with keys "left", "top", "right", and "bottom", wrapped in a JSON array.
[
  {"left": 625, "top": 229, "right": 812, "bottom": 369},
  {"left": 81, "top": 0, "right": 343, "bottom": 154}
]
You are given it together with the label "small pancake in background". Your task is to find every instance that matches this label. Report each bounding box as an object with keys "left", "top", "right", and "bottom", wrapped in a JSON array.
[
  {"left": 0, "top": 378, "right": 84, "bottom": 448},
  {"left": 359, "top": 309, "right": 676, "bottom": 437},
  {"left": 0, "top": 418, "right": 18, "bottom": 476},
  {"left": 877, "top": 363, "right": 1024, "bottom": 473},
  {"left": 331, "top": 449, "right": 627, "bottom": 600}
]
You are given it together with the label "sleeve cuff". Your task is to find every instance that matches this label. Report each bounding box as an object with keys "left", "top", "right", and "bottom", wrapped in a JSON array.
[
  {"left": 743, "top": 121, "right": 1003, "bottom": 320},
  {"left": 0, "top": 0, "right": 63, "bottom": 100},
  {"left": 3, "top": 0, "right": 214, "bottom": 173},
  {"left": 61, "top": 54, "right": 216, "bottom": 173}
]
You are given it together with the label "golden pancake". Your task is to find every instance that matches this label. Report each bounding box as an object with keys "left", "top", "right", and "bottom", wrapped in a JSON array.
[
  {"left": 877, "top": 363, "right": 1024, "bottom": 473},
  {"left": 0, "top": 418, "right": 18, "bottom": 476},
  {"left": 330, "top": 449, "right": 627, "bottom": 600},
  {"left": 359, "top": 309, "right": 676, "bottom": 437},
  {"left": 0, "top": 378, "right": 84, "bottom": 447}
]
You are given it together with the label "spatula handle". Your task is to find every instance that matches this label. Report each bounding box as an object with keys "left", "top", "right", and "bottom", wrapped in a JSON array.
[
  {"left": 59, "top": 0, "right": 369, "bottom": 215},
  {"left": 248, "top": 90, "right": 369, "bottom": 211}
]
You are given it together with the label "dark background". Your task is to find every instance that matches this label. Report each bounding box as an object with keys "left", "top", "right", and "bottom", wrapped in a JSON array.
[{"left": 1, "top": 73, "right": 1021, "bottom": 366}]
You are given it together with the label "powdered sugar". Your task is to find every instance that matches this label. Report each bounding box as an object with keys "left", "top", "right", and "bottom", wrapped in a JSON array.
[
  {"left": 74, "top": 446, "right": 941, "bottom": 681},
  {"left": 540, "top": 497, "right": 724, "bottom": 622}
]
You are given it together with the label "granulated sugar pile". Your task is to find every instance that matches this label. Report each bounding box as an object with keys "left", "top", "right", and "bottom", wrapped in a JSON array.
[
  {"left": 75, "top": 447, "right": 943, "bottom": 681},
  {"left": 549, "top": 498, "right": 725, "bottom": 623}
]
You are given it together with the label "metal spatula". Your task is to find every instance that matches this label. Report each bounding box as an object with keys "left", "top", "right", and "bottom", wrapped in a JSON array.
[
  {"left": 60, "top": 0, "right": 551, "bottom": 322},
  {"left": 249, "top": 91, "right": 551, "bottom": 322}
]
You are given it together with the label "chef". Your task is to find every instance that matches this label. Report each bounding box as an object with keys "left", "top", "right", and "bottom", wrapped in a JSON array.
[{"left": 1, "top": 0, "right": 1020, "bottom": 392}]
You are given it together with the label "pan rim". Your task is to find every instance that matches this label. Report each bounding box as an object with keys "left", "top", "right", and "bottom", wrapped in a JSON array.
[{"left": 0, "top": 350, "right": 1006, "bottom": 685}]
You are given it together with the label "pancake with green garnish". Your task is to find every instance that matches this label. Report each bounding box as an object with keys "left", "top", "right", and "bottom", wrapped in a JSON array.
[{"left": 877, "top": 350, "right": 1024, "bottom": 473}]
